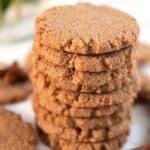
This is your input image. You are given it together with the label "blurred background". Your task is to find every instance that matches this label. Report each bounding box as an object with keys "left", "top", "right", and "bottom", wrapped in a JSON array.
[{"left": 0, "top": 1, "right": 150, "bottom": 149}]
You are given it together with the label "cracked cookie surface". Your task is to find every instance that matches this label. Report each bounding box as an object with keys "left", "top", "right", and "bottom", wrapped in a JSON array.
[
  {"left": 33, "top": 93, "right": 132, "bottom": 117},
  {"left": 38, "top": 128, "right": 128, "bottom": 150},
  {"left": 33, "top": 43, "right": 133, "bottom": 72},
  {"left": 35, "top": 3, "right": 139, "bottom": 54},
  {"left": 32, "top": 62, "right": 134, "bottom": 93},
  {"left": 33, "top": 98, "right": 130, "bottom": 131},
  {"left": 32, "top": 72, "right": 139, "bottom": 107},
  {"left": 36, "top": 113, "right": 129, "bottom": 142}
]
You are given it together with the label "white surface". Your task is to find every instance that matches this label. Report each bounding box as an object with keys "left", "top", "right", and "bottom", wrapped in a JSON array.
[{"left": 0, "top": 0, "right": 150, "bottom": 149}]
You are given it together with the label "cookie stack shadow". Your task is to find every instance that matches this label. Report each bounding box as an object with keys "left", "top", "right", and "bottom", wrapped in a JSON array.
[{"left": 31, "top": 4, "right": 140, "bottom": 150}]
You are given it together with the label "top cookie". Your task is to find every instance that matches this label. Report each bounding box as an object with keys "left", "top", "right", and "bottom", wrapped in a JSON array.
[{"left": 35, "top": 3, "right": 139, "bottom": 54}]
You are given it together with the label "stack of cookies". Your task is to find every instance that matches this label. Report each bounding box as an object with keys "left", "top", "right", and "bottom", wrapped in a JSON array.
[{"left": 32, "top": 4, "right": 140, "bottom": 150}]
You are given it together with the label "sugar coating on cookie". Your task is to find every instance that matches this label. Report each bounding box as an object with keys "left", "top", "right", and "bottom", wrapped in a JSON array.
[
  {"left": 0, "top": 108, "right": 37, "bottom": 150},
  {"left": 36, "top": 3, "right": 139, "bottom": 54}
]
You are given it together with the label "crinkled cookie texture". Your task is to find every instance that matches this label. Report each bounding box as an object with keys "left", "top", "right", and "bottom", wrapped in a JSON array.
[
  {"left": 33, "top": 42, "right": 133, "bottom": 72},
  {"left": 33, "top": 96, "right": 130, "bottom": 130},
  {"left": 33, "top": 93, "right": 132, "bottom": 117},
  {"left": 0, "top": 108, "right": 37, "bottom": 150},
  {"left": 0, "top": 62, "right": 32, "bottom": 104},
  {"left": 36, "top": 113, "right": 129, "bottom": 142},
  {"left": 35, "top": 3, "right": 139, "bottom": 55},
  {"left": 32, "top": 62, "right": 134, "bottom": 93},
  {"left": 38, "top": 128, "right": 128, "bottom": 150},
  {"left": 32, "top": 71, "right": 139, "bottom": 108}
]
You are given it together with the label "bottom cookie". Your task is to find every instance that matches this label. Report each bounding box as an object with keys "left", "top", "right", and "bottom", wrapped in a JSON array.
[{"left": 38, "top": 127, "right": 128, "bottom": 150}]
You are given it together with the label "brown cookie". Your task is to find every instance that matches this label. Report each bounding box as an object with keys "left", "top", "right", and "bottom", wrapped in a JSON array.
[
  {"left": 138, "top": 72, "right": 150, "bottom": 101},
  {"left": 32, "top": 73, "right": 139, "bottom": 108},
  {"left": 136, "top": 42, "right": 150, "bottom": 64},
  {"left": 0, "top": 108, "right": 37, "bottom": 150},
  {"left": 33, "top": 43, "right": 133, "bottom": 72},
  {"left": 32, "top": 62, "right": 135, "bottom": 93},
  {"left": 33, "top": 59, "right": 133, "bottom": 93},
  {"left": 33, "top": 93, "right": 132, "bottom": 117},
  {"left": 36, "top": 114, "right": 129, "bottom": 142},
  {"left": 35, "top": 3, "right": 139, "bottom": 55},
  {"left": 38, "top": 128, "right": 128, "bottom": 150},
  {"left": 0, "top": 62, "right": 32, "bottom": 104},
  {"left": 33, "top": 98, "right": 130, "bottom": 130}
]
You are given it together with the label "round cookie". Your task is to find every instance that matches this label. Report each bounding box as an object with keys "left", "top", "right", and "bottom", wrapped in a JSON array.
[
  {"left": 33, "top": 93, "right": 132, "bottom": 117},
  {"left": 32, "top": 72, "right": 139, "bottom": 108},
  {"left": 38, "top": 130, "right": 128, "bottom": 150},
  {"left": 35, "top": 3, "right": 139, "bottom": 55},
  {"left": 33, "top": 43, "right": 133, "bottom": 72},
  {"left": 32, "top": 62, "right": 135, "bottom": 93},
  {"left": 33, "top": 98, "right": 130, "bottom": 130},
  {"left": 0, "top": 62, "right": 32, "bottom": 104},
  {"left": 136, "top": 42, "right": 150, "bottom": 64},
  {"left": 0, "top": 108, "right": 37, "bottom": 150},
  {"left": 36, "top": 115, "right": 129, "bottom": 142}
]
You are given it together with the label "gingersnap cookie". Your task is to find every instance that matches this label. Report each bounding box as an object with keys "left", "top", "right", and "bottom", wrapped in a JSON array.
[
  {"left": 32, "top": 72, "right": 139, "bottom": 108},
  {"left": 32, "top": 62, "right": 134, "bottom": 93},
  {"left": 0, "top": 108, "right": 37, "bottom": 150},
  {"left": 138, "top": 72, "right": 150, "bottom": 101},
  {"left": 33, "top": 43, "right": 133, "bottom": 72},
  {"left": 0, "top": 62, "right": 32, "bottom": 104},
  {"left": 33, "top": 93, "right": 132, "bottom": 117},
  {"left": 36, "top": 114, "right": 129, "bottom": 142},
  {"left": 34, "top": 60, "right": 133, "bottom": 92},
  {"left": 35, "top": 3, "right": 139, "bottom": 55},
  {"left": 136, "top": 42, "right": 150, "bottom": 64},
  {"left": 38, "top": 128, "right": 128, "bottom": 150},
  {"left": 33, "top": 98, "right": 130, "bottom": 130}
]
